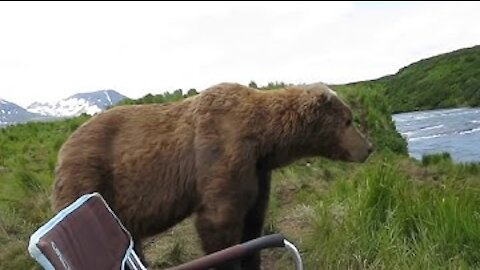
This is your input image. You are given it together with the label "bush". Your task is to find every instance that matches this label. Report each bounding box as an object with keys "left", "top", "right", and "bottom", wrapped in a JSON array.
[{"left": 421, "top": 152, "right": 452, "bottom": 166}]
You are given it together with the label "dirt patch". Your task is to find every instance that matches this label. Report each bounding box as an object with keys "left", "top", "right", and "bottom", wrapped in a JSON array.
[{"left": 397, "top": 158, "right": 442, "bottom": 182}]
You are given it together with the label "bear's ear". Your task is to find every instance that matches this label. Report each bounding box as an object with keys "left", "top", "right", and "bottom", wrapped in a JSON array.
[
  {"left": 298, "top": 83, "right": 336, "bottom": 104},
  {"left": 315, "top": 90, "right": 334, "bottom": 104},
  {"left": 299, "top": 92, "right": 331, "bottom": 115}
]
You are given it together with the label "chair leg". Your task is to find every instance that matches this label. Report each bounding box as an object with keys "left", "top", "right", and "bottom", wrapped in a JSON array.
[{"left": 127, "top": 251, "right": 148, "bottom": 270}]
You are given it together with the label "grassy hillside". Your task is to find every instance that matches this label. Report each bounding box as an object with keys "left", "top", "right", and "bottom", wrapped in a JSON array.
[
  {"left": 0, "top": 116, "right": 90, "bottom": 269},
  {"left": 1, "top": 77, "right": 480, "bottom": 269},
  {"left": 382, "top": 45, "right": 480, "bottom": 113}
]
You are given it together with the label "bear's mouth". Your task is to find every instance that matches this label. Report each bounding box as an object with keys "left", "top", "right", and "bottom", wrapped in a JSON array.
[{"left": 349, "top": 147, "right": 373, "bottom": 163}]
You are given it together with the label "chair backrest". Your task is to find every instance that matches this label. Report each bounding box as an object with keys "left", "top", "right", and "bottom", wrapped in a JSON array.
[
  {"left": 29, "top": 193, "right": 303, "bottom": 270},
  {"left": 28, "top": 192, "right": 146, "bottom": 270}
]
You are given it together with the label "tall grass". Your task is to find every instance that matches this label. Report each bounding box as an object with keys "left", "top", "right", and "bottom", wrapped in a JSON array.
[
  {"left": 305, "top": 155, "right": 480, "bottom": 269},
  {"left": 0, "top": 116, "right": 90, "bottom": 270}
]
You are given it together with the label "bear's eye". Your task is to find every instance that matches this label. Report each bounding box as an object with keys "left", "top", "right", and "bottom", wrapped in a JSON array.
[{"left": 346, "top": 119, "right": 352, "bottom": 127}]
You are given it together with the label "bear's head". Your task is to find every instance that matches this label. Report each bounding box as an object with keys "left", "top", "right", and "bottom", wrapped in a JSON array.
[{"left": 298, "top": 83, "right": 373, "bottom": 163}]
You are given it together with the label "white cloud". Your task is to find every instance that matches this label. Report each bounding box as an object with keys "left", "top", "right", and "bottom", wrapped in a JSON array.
[{"left": 0, "top": 1, "right": 479, "bottom": 107}]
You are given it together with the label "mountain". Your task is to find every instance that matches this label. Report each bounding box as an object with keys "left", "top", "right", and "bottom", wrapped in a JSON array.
[
  {"left": 0, "top": 98, "right": 47, "bottom": 127},
  {"left": 381, "top": 45, "right": 480, "bottom": 113},
  {"left": 27, "top": 90, "right": 128, "bottom": 117}
]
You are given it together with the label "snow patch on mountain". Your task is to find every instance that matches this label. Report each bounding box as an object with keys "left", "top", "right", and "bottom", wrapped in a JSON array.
[{"left": 27, "top": 90, "right": 127, "bottom": 117}]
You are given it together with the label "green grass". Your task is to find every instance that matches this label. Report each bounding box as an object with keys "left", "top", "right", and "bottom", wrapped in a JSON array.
[
  {"left": 0, "top": 116, "right": 90, "bottom": 270},
  {"left": 304, "top": 154, "right": 480, "bottom": 269}
]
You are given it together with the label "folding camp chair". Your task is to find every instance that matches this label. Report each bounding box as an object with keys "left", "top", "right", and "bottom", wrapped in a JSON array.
[{"left": 29, "top": 192, "right": 303, "bottom": 270}]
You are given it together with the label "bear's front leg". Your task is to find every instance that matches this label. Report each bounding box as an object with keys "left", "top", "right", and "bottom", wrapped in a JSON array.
[
  {"left": 195, "top": 204, "right": 245, "bottom": 270},
  {"left": 194, "top": 187, "right": 255, "bottom": 270},
  {"left": 241, "top": 168, "right": 271, "bottom": 270}
]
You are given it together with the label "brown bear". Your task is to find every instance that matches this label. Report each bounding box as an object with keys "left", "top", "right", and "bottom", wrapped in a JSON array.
[{"left": 51, "top": 82, "right": 373, "bottom": 270}]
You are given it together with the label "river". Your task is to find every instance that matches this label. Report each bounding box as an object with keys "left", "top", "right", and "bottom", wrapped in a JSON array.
[{"left": 392, "top": 107, "right": 480, "bottom": 163}]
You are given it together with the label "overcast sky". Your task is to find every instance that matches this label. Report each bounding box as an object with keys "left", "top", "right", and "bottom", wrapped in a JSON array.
[{"left": 1, "top": 1, "right": 479, "bottom": 107}]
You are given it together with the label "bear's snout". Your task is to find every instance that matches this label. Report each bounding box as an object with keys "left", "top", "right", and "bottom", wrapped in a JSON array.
[{"left": 340, "top": 126, "right": 373, "bottom": 163}]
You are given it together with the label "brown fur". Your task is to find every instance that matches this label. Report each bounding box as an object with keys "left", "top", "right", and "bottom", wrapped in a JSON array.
[{"left": 52, "top": 82, "right": 372, "bottom": 270}]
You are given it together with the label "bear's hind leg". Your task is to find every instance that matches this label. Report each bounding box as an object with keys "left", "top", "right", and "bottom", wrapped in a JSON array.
[{"left": 133, "top": 238, "right": 147, "bottom": 266}]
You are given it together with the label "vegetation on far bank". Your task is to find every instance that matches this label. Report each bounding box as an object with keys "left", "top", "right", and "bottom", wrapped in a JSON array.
[{"left": 382, "top": 45, "right": 480, "bottom": 113}]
